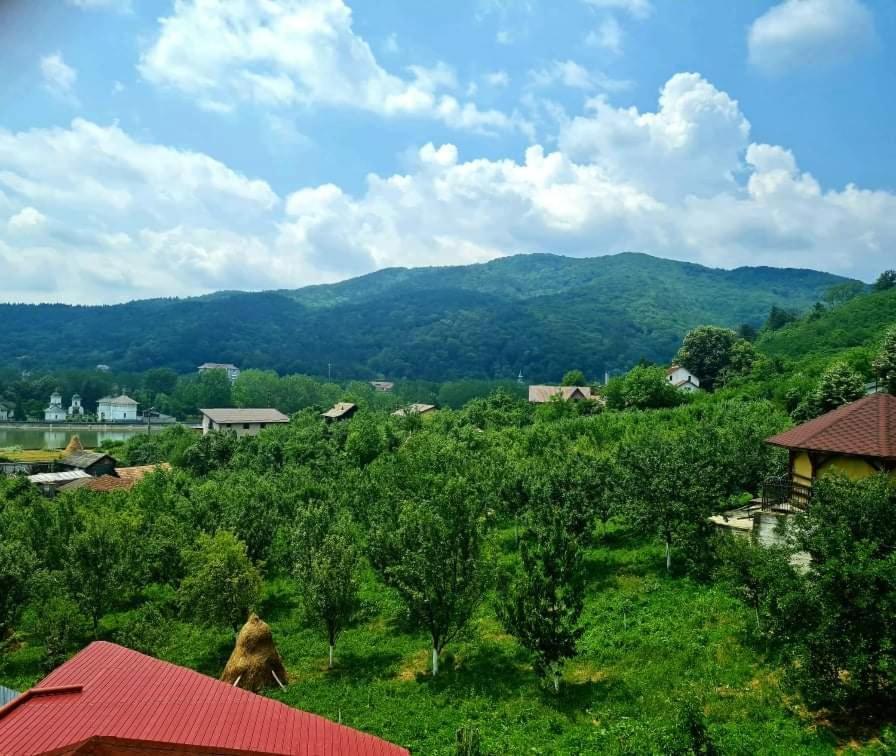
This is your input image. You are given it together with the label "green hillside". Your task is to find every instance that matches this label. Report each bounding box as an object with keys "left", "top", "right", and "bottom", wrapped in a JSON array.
[
  {"left": 758, "top": 286, "right": 896, "bottom": 363},
  {"left": 0, "top": 253, "right": 847, "bottom": 380}
]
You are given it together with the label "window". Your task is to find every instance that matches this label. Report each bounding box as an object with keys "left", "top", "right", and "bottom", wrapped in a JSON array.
[
  {"left": 243, "top": 423, "right": 250, "bottom": 430},
  {"left": 260, "top": 423, "right": 266, "bottom": 429}
]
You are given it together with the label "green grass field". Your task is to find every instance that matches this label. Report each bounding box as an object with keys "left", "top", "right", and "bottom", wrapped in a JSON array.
[{"left": 4, "top": 527, "right": 889, "bottom": 754}]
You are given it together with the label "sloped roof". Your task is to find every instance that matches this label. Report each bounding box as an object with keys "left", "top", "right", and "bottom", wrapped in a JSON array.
[
  {"left": 97, "top": 394, "right": 138, "bottom": 406},
  {"left": 60, "top": 464, "right": 172, "bottom": 493},
  {"left": 528, "top": 385, "right": 593, "bottom": 403},
  {"left": 322, "top": 402, "right": 357, "bottom": 419},
  {"left": 766, "top": 393, "right": 896, "bottom": 460},
  {"left": 199, "top": 362, "right": 239, "bottom": 370},
  {"left": 60, "top": 450, "right": 117, "bottom": 470},
  {"left": 201, "top": 408, "right": 289, "bottom": 424},
  {"left": 0, "top": 641, "right": 408, "bottom": 755},
  {"left": 28, "top": 470, "right": 91, "bottom": 485},
  {"left": 391, "top": 403, "right": 436, "bottom": 416}
]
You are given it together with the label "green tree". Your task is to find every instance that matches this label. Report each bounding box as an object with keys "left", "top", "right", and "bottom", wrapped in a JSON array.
[
  {"left": 765, "top": 305, "right": 797, "bottom": 331},
  {"left": 823, "top": 281, "right": 865, "bottom": 307},
  {"left": 497, "top": 508, "right": 584, "bottom": 692},
  {"left": 675, "top": 326, "right": 739, "bottom": 390},
  {"left": 813, "top": 361, "right": 865, "bottom": 414},
  {"left": 143, "top": 367, "right": 179, "bottom": 399},
  {"left": 873, "top": 270, "right": 896, "bottom": 291},
  {"left": 179, "top": 531, "right": 262, "bottom": 632},
  {"left": 196, "top": 368, "right": 232, "bottom": 409},
  {"left": 370, "top": 477, "right": 485, "bottom": 675},
  {"left": 0, "top": 539, "right": 37, "bottom": 638},
  {"left": 561, "top": 369, "right": 586, "bottom": 386},
  {"left": 872, "top": 325, "right": 896, "bottom": 394},
  {"left": 618, "top": 365, "right": 681, "bottom": 409},
  {"left": 65, "top": 509, "right": 136, "bottom": 636},
  {"left": 293, "top": 513, "right": 361, "bottom": 669}
]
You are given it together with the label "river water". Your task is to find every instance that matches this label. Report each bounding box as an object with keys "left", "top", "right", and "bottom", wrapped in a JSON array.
[{"left": 0, "top": 427, "right": 146, "bottom": 450}]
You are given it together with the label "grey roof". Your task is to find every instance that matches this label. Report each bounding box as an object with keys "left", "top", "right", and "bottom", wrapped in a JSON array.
[
  {"left": 97, "top": 394, "right": 138, "bottom": 406},
  {"left": 60, "top": 450, "right": 117, "bottom": 470},
  {"left": 28, "top": 470, "right": 91, "bottom": 485},
  {"left": 391, "top": 403, "right": 436, "bottom": 417},
  {"left": 0, "top": 686, "right": 18, "bottom": 707},
  {"left": 200, "top": 408, "right": 289, "bottom": 424},
  {"left": 321, "top": 402, "right": 357, "bottom": 419},
  {"left": 198, "top": 362, "right": 239, "bottom": 370}
]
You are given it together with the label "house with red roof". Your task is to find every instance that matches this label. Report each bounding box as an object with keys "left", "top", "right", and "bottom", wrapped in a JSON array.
[
  {"left": 0, "top": 641, "right": 408, "bottom": 756},
  {"left": 764, "top": 393, "right": 896, "bottom": 508}
]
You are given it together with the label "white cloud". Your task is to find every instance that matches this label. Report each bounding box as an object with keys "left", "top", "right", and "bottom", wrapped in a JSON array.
[
  {"left": 748, "top": 0, "right": 876, "bottom": 74},
  {"left": 586, "top": 16, "right": 623, "bottom": 54},
  {"left": 40, "top": 52, "right": 79, "bottom": 105},
  {"left": 2, "top": 73, "right": 894, "bottom": 303},
  {"left": 139, "top": 0, "right": 523, "bottom": 135},
  {"left": 7, "top": 207, "right": 46, "bottom": 232},
  {"left": 529, "top": 60, "right": 630, "bottom": 92},
  {"left": 484, "top": 71, "right": 510, "bottom": 88},
  {"left": 582, "top": 0, "right": 652, "bottom": 19}
]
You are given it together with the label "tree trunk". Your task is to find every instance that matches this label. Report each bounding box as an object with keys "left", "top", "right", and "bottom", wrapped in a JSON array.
[
  {"left": 329, "top": 644, "right": 334, "bottom": 670},
  {"left": 553, "top": 670, "right": 560, "bottom": 693},
  {"left": 432, "top": 646, "right": 439, "bottom": 676},
  {"left": 665, "top": 539, "right": 671, "bottom": 572}
]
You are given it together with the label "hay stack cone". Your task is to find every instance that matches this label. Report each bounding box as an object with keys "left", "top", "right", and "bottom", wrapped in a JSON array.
[
  {"left": 221, "top": 614, "right": 288, "bottom": 692},
  {"left": 64, "top": 435, "right": 84, "bottom": 455}
]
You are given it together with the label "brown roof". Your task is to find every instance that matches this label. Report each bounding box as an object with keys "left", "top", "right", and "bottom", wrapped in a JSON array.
[
  {"left": 321, "top": 402, "right": 357, "bottom": 419},
  {"left": 766, "top": 393, "right": 896, "bottom": 460},
  {"left": 201, "top": 408, "right": 289, "bottom": 424},
  {"left": 528, "top": 385, "right": 593, "bottom": 403},
  {"left": 59, "top": 464, "right": 171, "bottom": 493}
]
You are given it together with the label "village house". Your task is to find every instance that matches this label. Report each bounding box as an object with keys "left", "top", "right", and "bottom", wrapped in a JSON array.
[
  {"left": 370, "top": 381, "right": 395, "bottom": 392},
  {"left": 322, "top": 402, "right": 358, "bottom": 421},
  {"left": 96, "top": 394, "right": 138, "bottom": 421},
  {"left": 392, "top": 403, "right": 437, "bottom": 417},
  {"left": 58, "top": 450, "right": 119, "bottom": 478},
  {"left": 200, "top": 408, "right": 289, "bottom": 436},
  {"left": 59, "top": 463, "right": 172, "bottom": 493},
  {"left": 198, "top": 362, "right": 241, "bottom": 383},
  {"left": 0, "top": 641, "right": 408, "bottom": 755},
  {"left": 43, "top": 391, "right": 66, "bottom": 422},
  {"left": 528, "top": 385, "right": 595, "bottom": 403},
  {"left": 666, "top": 364, "right": 701, "bottom": 392}
]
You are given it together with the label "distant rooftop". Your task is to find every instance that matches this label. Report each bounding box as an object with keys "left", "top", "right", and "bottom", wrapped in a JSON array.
[
  {"left": 528, "top": 385, "right": 594, "bottom": 403},
  {"left": 322, "top": 402, "right": 357, "bottom": 419},
  {"left": 201, "top": 408, "right": 289, "bottom": 424}
]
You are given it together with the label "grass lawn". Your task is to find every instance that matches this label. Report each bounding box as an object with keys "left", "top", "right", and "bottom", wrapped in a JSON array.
[
  {"left": 0, "top": 448, "right": 63, "bottom": 462},
  {"left": 2, "top": 527, "right": 889, "bottom": 754}
]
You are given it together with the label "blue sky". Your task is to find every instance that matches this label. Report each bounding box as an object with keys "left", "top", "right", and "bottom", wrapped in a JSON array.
[{"left": 0, "top": 0, "right": 893, "bottom": 303}]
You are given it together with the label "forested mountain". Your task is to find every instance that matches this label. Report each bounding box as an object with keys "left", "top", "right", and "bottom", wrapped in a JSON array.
[{"left": 0, "top": 253, "right": 848, "bottom": 381}]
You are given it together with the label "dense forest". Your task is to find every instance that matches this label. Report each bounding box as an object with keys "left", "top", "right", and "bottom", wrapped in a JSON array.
[
  {"left": 2, "top": 275, "right": 896, "bottom": 754},
  {"left": 0, "top": 253, "right": 848, "bottom": 381}
]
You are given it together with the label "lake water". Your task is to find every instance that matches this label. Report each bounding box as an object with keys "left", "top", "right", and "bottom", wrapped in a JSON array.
[{"left": 0, "top": 427, "right": 146, "bottom": 450}]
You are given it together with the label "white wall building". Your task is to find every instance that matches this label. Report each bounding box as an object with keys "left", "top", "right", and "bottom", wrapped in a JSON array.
[
  {"left": 198, "top": 363, "right": 241, "bottom": 383},
  {"left": 0, "top": 403, "right": 12, "bottom": 421},
  {"left": 96, "top": 394, "right": 139, "bottom": 421},
  {"left": 200, "top": 408, "right": 289, "bottom": 436},
  {"left": 68, "top": 394, "right": 84, "bottom": 417},
  {"left": 44, "top": 392, "right": 66, "bottom": 422},
  {"left": 666, "top": 365, "right": 701, "bottom": 392}
]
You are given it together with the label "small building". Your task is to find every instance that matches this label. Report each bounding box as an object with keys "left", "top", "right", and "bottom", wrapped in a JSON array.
[
  {"left": 44, "top": 391, "right": 66, "bottom": 422},
  {"left": 0, "top": 686, "right": 17, "bottom": 708},
  {"left": 392, "top": 403, "right": 437, "bottom": 417},
  {"left": 27, "top": 469, "right": 92, "bottom": 496},
  {"left": 96, "top": 394, "right": 138, "bottom": 422},
  {"left": 200, "top": 408, "right": 289, "bottom": 436},
  {"left": 764, "top": 393, "right": 896, "bottom": 508},
  {"left": 58, "top": 450, "right": 118, "bottom": 478},
  {"left": 371, "top": 381, "right": 395, "bottom": 392},
  {"left": 59, "top": 463, "right": 172, "bottom": 493},
  {"left": 666, "top": 365, "right": 701, "bottom": 392},
  {"left": 528, "top": 385, "right": 594, "bottom": 403},
  {"left": 322, "top": 402, "right": 357, "bottom": 421},
  {"left": 199, "top": 362, "right": 241, "bottom": 383},
  {"left": 68, "top": 393, "right": 84, "bottom": 417},
  {"left": 0, "top": 402, "right": 11, "bottom": 421},
  {"left": 0, "top": 641, "right": 409, "bottom": 755}
]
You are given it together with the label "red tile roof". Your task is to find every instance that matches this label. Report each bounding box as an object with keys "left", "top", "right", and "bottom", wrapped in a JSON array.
[
  {"left": 0, "top": 641, "right": 408, "bottom": 756},
  {"left": 766, "top": 393, "right": 896, "bottom": 460}
]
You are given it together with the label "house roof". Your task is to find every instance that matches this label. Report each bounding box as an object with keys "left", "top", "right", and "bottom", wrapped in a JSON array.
[
  {"left": 766, "top": 393, "right": 896, "bottom": 460},
  {"left": 322, "top": 402, "right": 357, "bottom": 419},
  {"left": 370, "top": 381, "right": 394, "bottom": 389},
  {"left": 97, "top": 394, "right": 138, "bottom": 406},
  {"left": 60, "top": 450, "right": 117, "bottom": 470},
  {"left": 0, "top": 641, "right": 408, "bottom": 756},
  {"left": 199, "top": 362, "right": 239, "bottom": 370},
  {"left": 201, "top": 408, "right": 289, "bottom": 424},
  {"left": 391, "top": 403, "right": 436, "bottom": 417},
  {"left": 28, "top": 470, "right": 91, "bottom": 485},
  {"left": 59, "top": 464, "right": 172, "bottom": 493},
  {"left": 528, "top": 385, "right": 593, "bottom": 403}
]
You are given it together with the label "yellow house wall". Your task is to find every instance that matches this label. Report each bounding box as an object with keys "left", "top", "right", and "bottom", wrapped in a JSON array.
[
  {"left": 792, "top": 451, "right": 813, "bottom": 483},
  {"left": 817, "top": 456, "right": 878, "bottom": 481}
]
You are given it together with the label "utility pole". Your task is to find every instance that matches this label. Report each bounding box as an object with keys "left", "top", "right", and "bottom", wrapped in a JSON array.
[{"left": 328, "top": 363, "right": 332, "bottom": 381}]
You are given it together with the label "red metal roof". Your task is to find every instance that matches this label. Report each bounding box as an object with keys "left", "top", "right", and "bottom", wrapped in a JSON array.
[
  {"left": 0, "top": 642, "right": 408, "bottom": 756},
  {"left": 766, "top": 393, "right": 896, "bottom": 460}
]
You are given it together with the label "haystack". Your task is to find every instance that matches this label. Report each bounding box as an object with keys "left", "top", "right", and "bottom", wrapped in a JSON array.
[
  {"left": 64, "top": 435, "right": 84, "bottom": 455},
  {"left": 220, "top": 614, "right": 288, "bottom": 692}
]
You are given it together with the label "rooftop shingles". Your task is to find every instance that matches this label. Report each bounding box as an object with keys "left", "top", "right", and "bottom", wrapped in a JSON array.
[{"left": 201, "top": 408, "right": 289, "bottom": 424}]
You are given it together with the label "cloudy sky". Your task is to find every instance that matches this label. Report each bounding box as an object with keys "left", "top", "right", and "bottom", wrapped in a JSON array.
[{"left": 0, "top": 0, "right": 893, "bottom": 304}]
